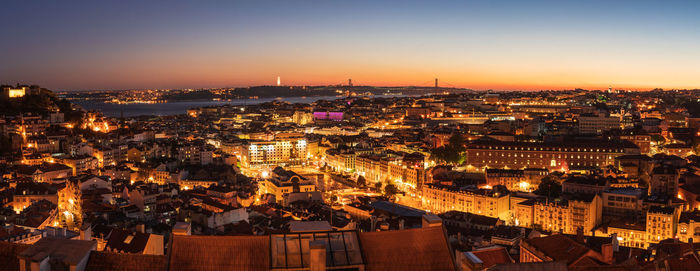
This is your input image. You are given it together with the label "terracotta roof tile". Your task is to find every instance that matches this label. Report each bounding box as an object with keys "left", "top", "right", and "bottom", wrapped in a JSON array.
[
  {"left": 169, "top": 235, "right": 269, "bottom": 271},
  {"left": 0, "top": 241, "right": 30, "bottom": 271},
  {"left": 104, "top": 229, "right": 150, "bottom": 253},
  {"left": 471, "top": 247, "right": 513, "bottom": 268},
  {"left": 85, "top": 251, "right": 167, "bottom": 271},
  {"left": 359, "top": 226, "right": 456, "bottom": 271},
  {"left": 522, "top": 234, "right": 592, "bottom": 265}
]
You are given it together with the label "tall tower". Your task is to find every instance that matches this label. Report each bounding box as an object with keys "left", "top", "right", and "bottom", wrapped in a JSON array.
[
  {"left": 348, "top": 79, "right": 353, "bottom": 87},
  {"left": 435, "top": 78, "right": 438, "bottom": 89},
  {"left": 277, "top": 76, "right": 281, "bottom": 87}
]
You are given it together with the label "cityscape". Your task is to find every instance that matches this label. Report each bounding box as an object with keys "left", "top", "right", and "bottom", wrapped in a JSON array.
[{"left": 2, "top": 1, "right": 700, "bottom": 271}]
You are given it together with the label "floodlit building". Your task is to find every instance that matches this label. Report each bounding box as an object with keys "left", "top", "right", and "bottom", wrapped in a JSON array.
[
  {"left": 465, "top": 138, "right": 638, "bottom": 171},
  {"left": 422, "top": 184, "right": 511, "bottom": 221}
]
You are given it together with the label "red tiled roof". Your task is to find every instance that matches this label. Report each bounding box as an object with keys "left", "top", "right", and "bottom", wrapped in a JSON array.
[
  {"left": 169, "top": 235, "right": 269, "bottom": 271},
  {"left": 359, "top": 226, "right": 456, "bottom": 271},
  {"left": 0, "top": 241, "right": 30, "bottom": 271},
  {"left": 85, "top": 250, "right": 167, "bottom": 271},
  {"left": 471, "top": 247, "right": 514, "bottom": 268},
  {"left": 570, "top": 256, "right": 603, "bottom": 268},
  {"left": 522, "top": 234, "right": 593, "bottom": 266},
  {"left": 665, "top": 256, "right": 700, "bottom": 271},
  {"left": 104, "top": 229, "right": 150, "bottom": 253}
]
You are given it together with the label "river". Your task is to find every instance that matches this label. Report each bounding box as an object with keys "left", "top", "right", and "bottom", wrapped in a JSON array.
[{"left": 73, "top": 96, "right": 345, "bottom": 117}]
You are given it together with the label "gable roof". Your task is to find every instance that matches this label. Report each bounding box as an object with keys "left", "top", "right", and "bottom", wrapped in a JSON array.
[
  {"left": 521, "top": 234, "right": 593, "bottom": 266},
  {"left": 105, "top": 229, "right": 151, "bottom": 253},
  {"left": 471, "top": 247, "right": 514, "bottom": 268},
  {"left": 359, "top": 226, "right": 456, "bottom": 271}
]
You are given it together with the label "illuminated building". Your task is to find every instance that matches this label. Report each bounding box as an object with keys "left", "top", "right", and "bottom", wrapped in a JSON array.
[
  {"left": 422, "top": 184, "right": 510, "bottom": 221},
  {"left": 485, "top": 168, "right": 547, "bottom": 192},
  {"left": 177, "top": 144, "right": 213, "bottom": 166},
  {"left": 3, "top": 86, "right": 27, "bottom": 98},
  {"left": 577, "top": 113, "right": 621, "bottom": 134},
  {"left": 601, "top": 188, "right": 644, "bottom": 220},
  {"left": 515, "top": 195, "right": 602, "bottom": 234},
  {"left": 355, "top": 155, "right": 387, "bottom": 183},
  {"left": 56, "top": 154, "right": 99, "bottom": 175},
  {"left": 258, "top": 167, "right": 315, "bottom": 202},
  {"left": 14, "top": 162, "right": 72, "bottom": 183},
  {"left": 678, "top": 184, "right": 700, "bottom": 210},
  {"left": 568, "top": 194, "right": 603, "bottom": 234},
  {"left": 82, "top": 112, "right": 113, "bottom": 133},
  {"left": 646, "top": 206, "right": 678, "bottom": 244},
  {"left": 93, "top": 146, "right": 126, "bottom": 168},
  {"left": 292, "top": 111, "right": 314, "bottom": 125},
  {"left": 242, "top": 138, "right": 307, "bottom": 167},
  {"left": 12, "top": 114, "right": 49, "bottom": 138},
  {"left": 678, "top": 210, "right": 700, "bottom": 243},
  {"left": 619, "top": 132, "right": 651, "bottom": 154},
  {"left": 465, "top": 138, "right": 638, "bottom": 171},
  {"left": 313, "top": 111, "right": 344, "bottom": 122},
  {"left": 326, "top": 150, "right": 356, "bottom": 172},
  {"left": 56, "top": 180, "right": 83, "bottom": 230},
  {"left": 532, "top": 199, "right": 570, "bottom": 233},
  {"left": 355, "top": 152, "right": 426, "bottom": 190},
  {"left": 150, "top": 163, "right": 171, "bottom": 184},
  {"left": 606, "top": 219, "right": 647, "bottom": 248},
  {"left": 11, "top": 182, "right": 59, "bottom": 213}
]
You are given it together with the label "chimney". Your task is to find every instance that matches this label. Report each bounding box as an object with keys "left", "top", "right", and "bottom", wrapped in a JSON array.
[
  {"left": 309, "top": 240, "right": 327, "bottom": 271},
  {"left": 576, "top": 227, "right": 585, "bottom": 243},
  {"left": 136, "top": 224, "right": 145, "bottom": 234},
  {"left": 612, "top": 233, "right": 619, "bottom": 252},
  {"left": 602, "top": 243, "right": 614, "bottom": 264},
  {"left": 80, "top": 224, "right": 92, "bottom": 241}
]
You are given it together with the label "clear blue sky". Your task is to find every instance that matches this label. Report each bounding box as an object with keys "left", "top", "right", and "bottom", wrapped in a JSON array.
[{"left": 1, "top": 0, "right": 699, "bottom": 90}]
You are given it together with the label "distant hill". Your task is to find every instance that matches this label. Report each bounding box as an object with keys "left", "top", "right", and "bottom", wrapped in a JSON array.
[{"left": 0, "top": 85, "right": 82, "bottom": 122}]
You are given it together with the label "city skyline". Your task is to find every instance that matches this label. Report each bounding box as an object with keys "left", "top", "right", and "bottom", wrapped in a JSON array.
[{"left": 3, "top": 0, "right": 700, "bottom": 91}]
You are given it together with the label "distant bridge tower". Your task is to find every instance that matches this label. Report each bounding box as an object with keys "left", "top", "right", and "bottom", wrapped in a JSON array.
[
  {"left": 435, "top": 78, "right": 438, "bottom": 89},
  {"left": 348, "top": 79, "right": 353, "bottom": 87}
]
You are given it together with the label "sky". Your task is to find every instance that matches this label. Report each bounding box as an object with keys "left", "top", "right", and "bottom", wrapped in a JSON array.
[{"left": 1, "top": 0, "right": 700, "bottom": 91}]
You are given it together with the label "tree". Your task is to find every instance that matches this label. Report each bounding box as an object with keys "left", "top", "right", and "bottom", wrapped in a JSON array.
[
  {"left": 534, "top": 176, "right": 561, "bottom": 198},
  {"left": 430, "top": 133, "right": 467, "bottom": 165},
  {"left": 356, "top": 176, "right": 367, "bottom": 187},
  {"left": 374, "top": 182, "right": 383, "bottom": 191},
  {"left": 448, "top": 133, "right": 466, "bottom": 153},
  {"left": 384, "top": 183, "right": 399, "bottom": 198}
]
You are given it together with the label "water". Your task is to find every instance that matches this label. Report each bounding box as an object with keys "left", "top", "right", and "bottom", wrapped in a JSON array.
[{"left": 73, "top": 96, "right": 340, "bottom": 117}]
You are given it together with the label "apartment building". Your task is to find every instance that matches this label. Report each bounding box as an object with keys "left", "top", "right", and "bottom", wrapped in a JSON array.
[
  {"left": 422, "top": 184, "right": 510, "bottom": 221},
  {"left": 465, "top": 138, "right": 638, "bottom": 171}
]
